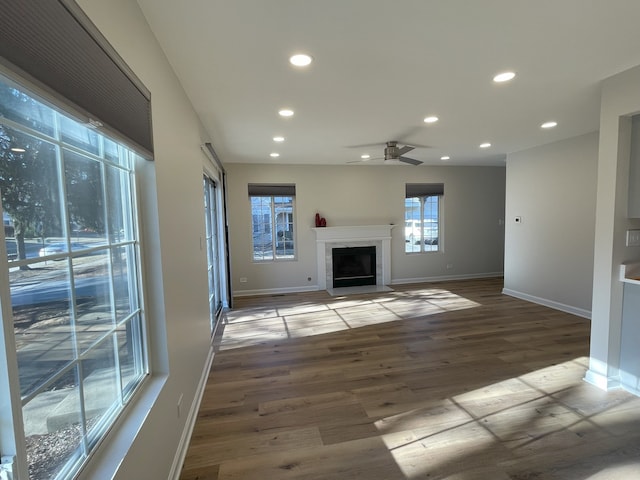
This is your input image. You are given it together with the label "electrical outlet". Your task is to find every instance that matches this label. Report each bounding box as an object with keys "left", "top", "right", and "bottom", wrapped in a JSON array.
[
  {"left": 239, "top": 277, "right": 248, "bottom": 283},
  {"left": 177, "top": 393, "right": 184, "bottom": 418}
]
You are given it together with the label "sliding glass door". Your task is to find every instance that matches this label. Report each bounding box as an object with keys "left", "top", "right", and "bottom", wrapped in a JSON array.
[{"left": 203, "top": 175, "right": 223, "bottom": 331}]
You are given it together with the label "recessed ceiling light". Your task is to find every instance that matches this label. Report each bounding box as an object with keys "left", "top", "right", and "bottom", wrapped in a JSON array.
[
  {"left": 479, "top": 142, "right": 492, "bottom": 149},
  {"left": 440, "top": 156, "right": 450, "bottom": 160},
  {"left": 273, "top": 136, "right": 285, "bottom": 142},
  {"left": 289, "top": 54, "right": 313, "bottom": 67},
  {"left": 361, "top": 154, "right": 370, "bottom": 159},
  {"left": 541, "top": 121, "right": 558, "bottom": 129},
  {"left": 270, "top": 152, "right": 280, "bottom": 158},
  {"left": 423, "top": 116, "right": 439, "bottom": 124},
  {"left": 10, "top": 147, "right": 25, "bottom": 153},
  {"left": 493, "top": 71, "right": 516, "bottom": 83},
  {"left": 278, "top": 109, "right": 294, "bottom": 117}
]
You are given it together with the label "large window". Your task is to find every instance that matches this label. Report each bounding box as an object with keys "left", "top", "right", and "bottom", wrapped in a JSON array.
[
  {"left": 0, "top": 75, "right": 147, "bottom": 479},
  {"left": 248, "top": 184, "right": 295, "bottom": 262},
  {"left": 405, "top": 183, "right": 444, "bottom": 253}
]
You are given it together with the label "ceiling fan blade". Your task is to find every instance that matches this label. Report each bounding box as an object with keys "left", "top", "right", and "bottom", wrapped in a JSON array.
[
  {"left": 346, "top": 142, "right": 385, "bottom": 149},
  {"left": 394, "top": 126, "right": 423, "bottom": 143},
  {"left": 399, "top": 156, "right": 423, "bottom": 166},
  {"left": 404, "top": 142, "right": 432, "bottom": 149},
  {"left": 347, "top": 156, "right": 383, "bottom": 164},
  {"left": 395, "top": 126, "right": 433, "bottom": 148},
  {"left": 397, "top": 145, "right": 415, "bottom": 156}
]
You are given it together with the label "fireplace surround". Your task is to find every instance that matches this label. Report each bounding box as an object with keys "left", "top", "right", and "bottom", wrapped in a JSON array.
[{"left": 312, "top": 225, "right": 394, "bottom": 290}]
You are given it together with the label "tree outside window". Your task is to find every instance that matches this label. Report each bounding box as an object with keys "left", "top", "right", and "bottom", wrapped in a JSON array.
[{"left": 0, "top": 75, "right": 147, "bottom": 480}]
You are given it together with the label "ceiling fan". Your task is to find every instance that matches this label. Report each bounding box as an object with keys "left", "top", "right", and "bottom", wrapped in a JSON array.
[{"left": 349, "top": 141, "right": 424, "bottom": 165}]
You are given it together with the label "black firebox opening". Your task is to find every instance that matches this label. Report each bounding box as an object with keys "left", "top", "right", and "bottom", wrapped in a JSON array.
[{"left": 332, "top": 246, "right": 376, "bottom": 288}]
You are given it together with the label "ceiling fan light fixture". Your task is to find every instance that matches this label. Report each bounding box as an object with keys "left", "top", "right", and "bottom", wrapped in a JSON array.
[{"left": 289, "top": 53, "right": 313, "bottom": 67}]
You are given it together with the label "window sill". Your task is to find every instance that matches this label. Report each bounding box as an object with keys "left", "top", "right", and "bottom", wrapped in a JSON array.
[{"left": 75, "top": 373, "right": 168, "bottom": 480}]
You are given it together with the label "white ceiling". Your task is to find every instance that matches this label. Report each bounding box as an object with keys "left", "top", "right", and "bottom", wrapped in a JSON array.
[{"left": 136, "top": 0, "right": 640, "bottom": 166}]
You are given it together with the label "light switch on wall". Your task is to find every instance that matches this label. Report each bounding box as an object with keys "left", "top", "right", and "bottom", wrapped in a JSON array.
[{"left": 626, "top": 229, "right": 640, "bottom": 247}]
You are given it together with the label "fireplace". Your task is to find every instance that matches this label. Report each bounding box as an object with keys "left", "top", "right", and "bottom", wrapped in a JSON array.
[
  {"left": 332, "top": 246, "right": 376, "bottom": 288},
  {"left": 312, "top": 225, "right": 394, "bottom": 291}
]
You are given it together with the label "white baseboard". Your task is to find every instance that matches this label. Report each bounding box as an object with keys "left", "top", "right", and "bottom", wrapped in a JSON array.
[
  {"left": 234, "top": 274, "right": 505, "bottom": 297},
  {"left": 233, "top": 285, "right": 320, "bottom": 297},
  {"left": 502, "top": 288, "right": 591, "bottom": 319},
  {"left": 392, "top": 272, "right": 504, "bottom": 285},
  {"left": 584, "top": 369, "right": 621, "bottom": 391},
  {"left": 621, "top": 383, "right": 640, "bottom": 397},
  {"left": 169, "top": 345, "right": 216, "bottom": 480}
]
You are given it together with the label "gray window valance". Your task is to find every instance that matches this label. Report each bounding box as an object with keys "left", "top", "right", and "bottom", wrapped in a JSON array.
[
  {"left": 405, "top": 183, "right": 444, "bottom": 197},
  {"left": 0, "top": 0, "right": 153, "bottom": 157},
  {"left": 248, "top": 184, "right": 296, "bottom": 196}
]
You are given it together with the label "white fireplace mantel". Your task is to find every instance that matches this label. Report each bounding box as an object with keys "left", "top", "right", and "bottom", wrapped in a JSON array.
[{"left": 313, "top": 225, "right": 395, "bottom": 290}]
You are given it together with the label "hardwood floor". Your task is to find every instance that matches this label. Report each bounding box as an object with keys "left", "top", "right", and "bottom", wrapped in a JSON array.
[{"left": 179, "top": 278, "right": 640, "bottom": 480}]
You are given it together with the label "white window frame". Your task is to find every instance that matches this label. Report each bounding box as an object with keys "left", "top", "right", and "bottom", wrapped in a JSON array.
[
  {"left": 250, "top": 193, "right": 296, "bottom": 262},
  {"left": 0, "top": 73, "right": 149, "bottom": 480},
  {"left": 405, "top": 185, "right": 443, "bottom": 254}
]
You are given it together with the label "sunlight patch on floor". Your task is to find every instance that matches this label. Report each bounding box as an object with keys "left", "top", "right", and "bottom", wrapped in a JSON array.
[
  {"left": 373, "top": 357, "right": 640, "bottom": 479},
  {"left": 586, "top": 464, "right": 640, "bottom": 479},
  {"left": 222, "top": 287, "right": 482, "bottom": 350}
]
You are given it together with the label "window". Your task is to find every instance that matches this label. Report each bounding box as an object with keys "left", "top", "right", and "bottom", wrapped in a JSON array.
[
  {"left": 405, "top": 183, "right": 444, "bottom": 253},
  {"left": 203, "top": 175, "right": 222, "bottom": 330},
  {"left": 0, "top": 75, "right": 147, "bottom": 479},
  {"left": 248, "top": 184, "right": 295, "bottom": 261}
]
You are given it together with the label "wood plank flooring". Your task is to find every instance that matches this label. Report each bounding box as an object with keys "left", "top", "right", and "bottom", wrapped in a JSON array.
[{"left": 179, "top": 278, "right": 640, "bottom": 480}]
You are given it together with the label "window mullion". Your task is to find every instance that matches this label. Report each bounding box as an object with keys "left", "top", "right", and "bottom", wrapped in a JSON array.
[
  {"left": 0, "top": 198, "right": 29, "bottom": 480},
  {"left": 102, "top": 160, "right": 125, "bottom": 408},
  {"left": 62, "top": 109, "right": 103, "bottom": 461},
  {"left": 57, "top": 123, "right": 91, "bottom": 459},
  {"left": 271, "top": 197, "right": 277, "bottom": 259},
  {"left": 420, "top": 197, "right": 426, "bottom": 253}
]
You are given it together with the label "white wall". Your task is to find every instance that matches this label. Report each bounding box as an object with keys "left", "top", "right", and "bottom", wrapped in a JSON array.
[
  {"left": 503, "top": 132, "right": 598, "bottom": 316},
  {"left": 74, "top": 1, "right": 215, "bottom": 479},
  {"left": 586, "top": 64, "right": 640, "bottom": 391},
  {"left": 225, "top": 163, "right": 506, "bottom": 295}
]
